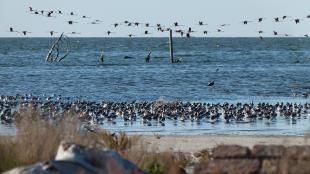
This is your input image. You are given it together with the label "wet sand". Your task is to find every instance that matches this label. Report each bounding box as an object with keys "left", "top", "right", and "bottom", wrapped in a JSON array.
[{"left": 140, "top": 134, "right": 310, "bottom": 152}]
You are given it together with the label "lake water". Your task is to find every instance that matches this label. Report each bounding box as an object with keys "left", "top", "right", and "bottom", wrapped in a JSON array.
[{"left": 0, "top": 37, "right": 310, "bottom": 135}]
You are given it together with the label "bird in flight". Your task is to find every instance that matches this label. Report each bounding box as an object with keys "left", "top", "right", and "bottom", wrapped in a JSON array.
[
  {"left": 49, "top": 31, "right": 58, "bottom": 36},
  {"left": 295, "top": 18, "right": 300, "bottom": 24},
  {"left": 8, "top": 27, "right": 18, "bottom": 33},
  {"left": 66, "top": 20, "right": 77, "bottom": 25},
  {"left": 21, "top": 31, "right": 31, "bottom": 36}
]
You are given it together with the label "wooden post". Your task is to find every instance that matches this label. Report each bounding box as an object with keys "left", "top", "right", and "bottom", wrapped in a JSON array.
[{"left": 169, "top": 29, "right": 174, "bottom": 63}]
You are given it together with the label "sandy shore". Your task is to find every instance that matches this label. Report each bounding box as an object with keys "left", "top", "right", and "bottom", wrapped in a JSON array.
[{"left": 140, "top": 134, "right": 310, "bottom": 153}]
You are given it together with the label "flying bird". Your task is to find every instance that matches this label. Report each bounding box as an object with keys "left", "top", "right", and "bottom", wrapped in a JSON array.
[
  {"left": 295, "top": 18, "right": 300, "bottom": 24},
  {"left": 198, "top": 21, "right": 207, "bottom": 26},
  {"left": 21, "top": 31, "right": 31, "bottom": 36},
  {"left": 218, "top": 24, "right": 230, "bottom": 27},
  {"left": 258, "top": 18, "right": 264, "bottom": 22},
  {"left": 274, "top": 17, "right": 280, "bottom": 22},
  {"left": 8, "top": 27, "right": 18, "bottom": 33},
  {"left": 66, "top": 20, "right": 77, "bottom": 25},
  {"left": 82, "top": 15, "right": 90, "bottom": 19},
  {"left": 67, "top": 32, "right": 81, "bottom": 35},
  {"left": 48, "top": 31, "right": 58, "bottom": 36}
]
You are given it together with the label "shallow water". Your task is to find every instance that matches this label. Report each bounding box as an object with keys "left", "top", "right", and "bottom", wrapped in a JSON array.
[{"left": 0, "top": 37, "right": 310, "bottom": 135}]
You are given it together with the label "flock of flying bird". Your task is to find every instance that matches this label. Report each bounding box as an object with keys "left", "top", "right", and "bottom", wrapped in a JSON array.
[{"left": 6, "top": 6, "right": 310, "bottom": 38}]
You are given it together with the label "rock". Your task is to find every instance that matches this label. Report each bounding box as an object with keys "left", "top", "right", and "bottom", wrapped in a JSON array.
[
  {"left": 212, "top": 145, "right": 250, "bottom": 159},
  {"left": 252, "top": 145, "right": 285, "bottom": 158},
  {"left": 285, "top": 146, "right": 310, "bottom": 160},
  {"left": 194, "top": 159, "right": 260, "bottom": 174},
  {"left": 279, "top": 159, "right": 310, "bottom": 174},
  {"left": 193, "top": 149, "right": 210, "bottom": 162},
  {"left": 261, "top": 159, "right": 280, "bottom": 174},
  {"left": 4, "top": 141, "right": 146, "bottom": 174}
]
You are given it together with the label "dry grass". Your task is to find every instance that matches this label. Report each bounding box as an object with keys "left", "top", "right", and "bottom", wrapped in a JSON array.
[{"left": 0, "top": 106, "right": 187, "bottom": 174}]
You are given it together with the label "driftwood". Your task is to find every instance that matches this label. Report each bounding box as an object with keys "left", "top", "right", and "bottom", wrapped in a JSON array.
[{"left": 46, "top": 33, "right": 70, "bottom": 62}]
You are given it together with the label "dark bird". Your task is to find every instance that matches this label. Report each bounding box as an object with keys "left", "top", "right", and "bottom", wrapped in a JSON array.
[
  {"left": 134, "top": 22, "right": 140, "bottom": 26},
  {"left": 47, "top": 11, "right": 54, "bottom": 17},
  {"left": 82, "top": 15, "right": 90, "bottom": 19},
  {"left": 243, "top": 20, "right": 253, "bottom": 24},
  {"left": 208, "top": 81, "right": 215, "bottom": 86},
  {"left": 188, "top": 27, "right": 193, "bottom": 33},
  {"left": 295, "top": 18, "right": 300, "bottom": 24},
  {"left": 186, "top": 33, "right": 191, "bottom": 38},
  {"left": 21, "top": 31, "right": 31, "bottom": 36},
  {"left": 144, "top": 30, "right": 151, "bottom": 35},
  {"left": 67, "top": 32, "right": 81, "bottom": 35},
  {"left": 198, "top": 21, "right": 206, "bottom": 26},
  {"left": 29, "top": 7, "right": 33, "bottom": 12},
  {"left": 180, "top": 31, "right": 184, "bottom": 37},
  {"left": 218, "top": 24, "right": 230, "bottom": 27},
  {"left": 107, "top": 31, "right": 112, "bottom": 35},
  {"left": 94, "top": 19, "right": 103, "bottom": 23},
  {"left": 128, "top": 34, "right": 135, "bottom": 37},
  {"left": 49, "top": 31, "right": 57, "bottom": 36},
  {"left": 174, "top": 22, "right": 179, "bottom": 27},
  {"left": 113, "top": 23, "right": 119, "bottom": 28},
  {"left": 58, "top": 10, "right": 62, "bottom": 14},
  {"left": 274, "top": 17, "right": 280, "bottom": 22},
  {"left": 217, "top": 29, "right": 224, "bottom": 32},
  {"left": 66, "top": 20, "right": 77, "bottom": 25},
  {"left": 89, "top": 21, "right": 100, "bottom": 24},
  {"left": 258, "top": 30, "right": 263, "bottom": 34},
  {"left": 273, "top": 31, "right": 278, "bottom": 36},
  {"left": 9, "top": 27, "right": 17, "bottom": 33},
  {"left": 258, "top": 18, "right": 264, "bottom": 22},
  {"left": 203, "top": 31, "right": 208, "bottom": 35}
]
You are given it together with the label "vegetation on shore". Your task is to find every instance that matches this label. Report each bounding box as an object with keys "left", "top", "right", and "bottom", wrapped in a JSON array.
[{"left": 0, "top": 106, "right": 193, "bottom": 174}]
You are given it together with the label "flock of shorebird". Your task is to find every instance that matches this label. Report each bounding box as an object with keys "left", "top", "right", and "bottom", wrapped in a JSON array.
[
  {"left": 0, "top": 94, "right": 309, "bottom": 128},
  {"left": 6, "top": 6, "right": 310, "bottom": 38}
]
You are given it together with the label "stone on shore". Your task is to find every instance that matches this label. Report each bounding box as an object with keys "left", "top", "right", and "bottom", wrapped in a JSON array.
[{"left": 4, "top": 141, "right": 146, "bottom": 174}]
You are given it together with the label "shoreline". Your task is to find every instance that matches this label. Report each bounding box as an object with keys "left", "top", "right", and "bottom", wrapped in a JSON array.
[{"left": 139, "top": 134, "right": 310, "bottom": 152}]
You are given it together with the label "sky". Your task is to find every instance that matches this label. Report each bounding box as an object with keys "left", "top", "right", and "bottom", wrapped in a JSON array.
[{"left": 1, "top": 0, "right": 310, "bottom": 37}]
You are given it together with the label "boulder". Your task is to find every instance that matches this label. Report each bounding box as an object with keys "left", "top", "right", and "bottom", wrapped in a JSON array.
[
  {"left": 194, "top": 159, "right": 260, "bottom": 174},
  {"left": 212, "top": 145, "right": 250, "bottom": 159},
  {"left": 4, "top": 141, "right": 146, "bottom": 174},
  {"left": 252, "top": 145, "right": 285, "bottom": 158},
  {"left": 285, "top": 146, "right": 310, "bottom": 160}
]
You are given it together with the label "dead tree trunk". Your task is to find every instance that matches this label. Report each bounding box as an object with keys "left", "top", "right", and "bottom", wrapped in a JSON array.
[{"left": 46, "top": 33, "right": 70, "bottom": 62}]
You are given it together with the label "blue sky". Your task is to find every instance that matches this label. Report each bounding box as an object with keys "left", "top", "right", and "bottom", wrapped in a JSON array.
[{"left": 1, "top": 0, "right": 310, "bottom": 37}]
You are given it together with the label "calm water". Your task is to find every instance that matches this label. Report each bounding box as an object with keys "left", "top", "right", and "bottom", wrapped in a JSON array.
[{"left": 0, "top": 37, "right": 310, "bottom": 135}]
